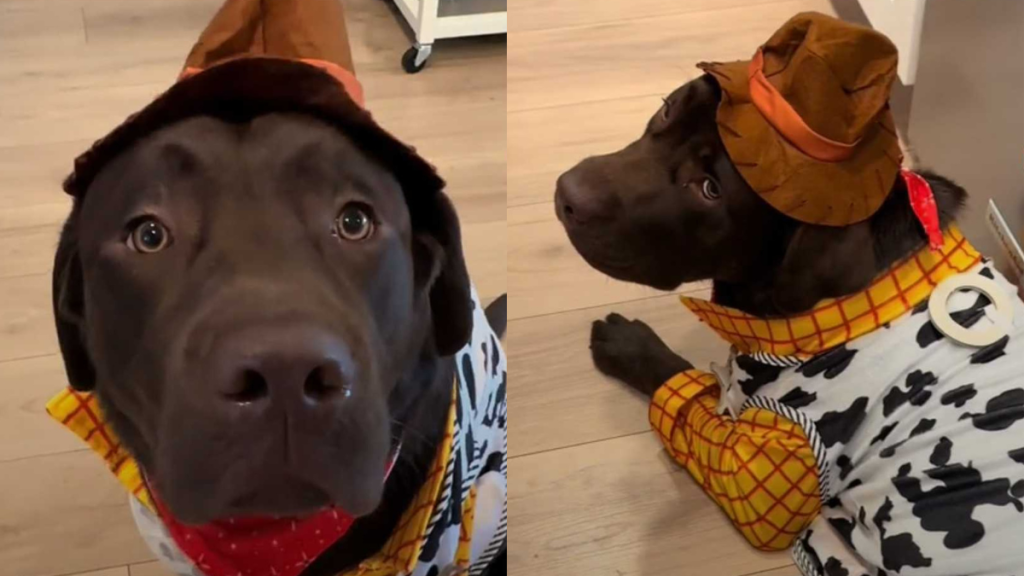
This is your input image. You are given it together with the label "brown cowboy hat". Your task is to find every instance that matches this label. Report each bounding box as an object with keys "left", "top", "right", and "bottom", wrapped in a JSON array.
[
  {"left": 699, "top": 12, "right": 903, "bottom": 226},
  {"left": 63, "top": 0, "right": 443, "bottom": 200}
]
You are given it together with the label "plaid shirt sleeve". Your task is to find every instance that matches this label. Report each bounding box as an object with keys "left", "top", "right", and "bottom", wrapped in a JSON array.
[{"left": 649, "top": 370, "right": 821, "bottom": 551}]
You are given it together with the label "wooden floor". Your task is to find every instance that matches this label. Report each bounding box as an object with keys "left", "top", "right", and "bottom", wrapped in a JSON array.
[
  {"left": 507, "top": 1, "right": 852, "bottom": 575},
  {"left": 0, "top": 0, "right": 504, "bottom": 575}
]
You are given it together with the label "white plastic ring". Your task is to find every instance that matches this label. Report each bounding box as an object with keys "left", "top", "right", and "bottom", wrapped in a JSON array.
[{"left": 928, "top": 274, "right": 1014, "bottom": 347}]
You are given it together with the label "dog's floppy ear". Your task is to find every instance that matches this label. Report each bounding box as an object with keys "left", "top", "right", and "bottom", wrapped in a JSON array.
[
  {"left": 412, "top": 191, "right": 472, "bottom": 356},
  {"left": 771, "top": 222, "right": 878, "bottom": 314},
  {"left": 52, "top": 215, "right": 97, "bottom": 391}
]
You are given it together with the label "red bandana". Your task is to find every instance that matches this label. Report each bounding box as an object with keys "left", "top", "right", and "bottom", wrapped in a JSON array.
[
  {"left": 902, "top": 169, "right": 945, "bottom": 252},
  {"left": 154, "top": 499, "right": 355, "bottom": 576},
  {"left": 153, "top": 451, "right": 401, "bottom": 576}
]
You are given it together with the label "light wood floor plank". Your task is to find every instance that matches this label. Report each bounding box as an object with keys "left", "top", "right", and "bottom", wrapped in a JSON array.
[
  {"left": 508, "top": 95, "right": 662, "bottom": 208},
  {"left": 71, "top": 568, "right": 131, "bottom": 576},
  {"left": 0, "top": 140, "right": 86, "bottom": 225},
  {"left": 128, "top": 561, "right": 173, "bottom": 576},
  {"left": 463, "top": 219, "right": 507, "bottom": 302},
  {"left": 508, "top": 0, "right": 835, "bottom": 113},
  {"left": 0, "top": 0, "right": 86, "bottom": 54},
  {"left": 0, "top": 226, "right": 61, "bottom": 280},
  {"left": 0, "top": 273, "right": 57, "bottom": 363},
  {"left": 509, "top": 292, "right": 728, "bottom": 457},
  {"left": 747, "top": 567, "right": 802, "bottom": 576},
  {"left": 509, "top": 433, "right": 794, "bottom": 576},
  {"left": 512, "top": 0, "right": 791, "bottom": 33},
  {"left": 0, "top": 82, "right": 170, "bottom": 149},
  {"left": 0, "top": 450, "right": 154, "bottom": 576},
  {"left": 0, "top": 355, "right": 83, "bottom": 463},
  {"left": 509, "top": 203, "right": 703, "bottom": 320}
]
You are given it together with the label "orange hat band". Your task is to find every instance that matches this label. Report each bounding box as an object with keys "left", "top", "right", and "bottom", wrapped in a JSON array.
[
  {"left": 747, "top": 49, "right": 860, "bottom": 162},
  {"left": 180, "top": 58, "right": 365, "bottom": 108}
]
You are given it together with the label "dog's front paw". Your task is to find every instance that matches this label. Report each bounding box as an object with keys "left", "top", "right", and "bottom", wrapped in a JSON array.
[{"left": 590, "top": 313, "right": 693, "bottom": 396}]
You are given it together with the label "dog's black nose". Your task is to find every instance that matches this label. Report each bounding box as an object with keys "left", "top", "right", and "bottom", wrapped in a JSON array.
[
  {"left": 212, "top": 324, "right": 355, "bottom": 410},
  {"left": 555, "top": 167, "right": 612, "bottom": 226}
]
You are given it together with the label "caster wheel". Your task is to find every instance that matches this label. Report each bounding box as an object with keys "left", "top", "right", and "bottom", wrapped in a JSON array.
[{"left": 402, "top": 45, "right": 432, "bottom": 74}]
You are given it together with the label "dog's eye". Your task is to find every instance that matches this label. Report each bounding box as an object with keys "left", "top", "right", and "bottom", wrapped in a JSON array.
[
  {"left": 701, "top": 178, "right": 721, "bottom": 200},
  {"left": 336, "top": 204, "right": 375, "bottom": 241},
  {"left": 127, "top": 219, "right": 170, "bottom": 253}
]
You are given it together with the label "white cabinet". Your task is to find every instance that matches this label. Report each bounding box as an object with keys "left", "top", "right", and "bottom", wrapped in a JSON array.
[{"left": 857, "top": 0, "right": 928, "bottom": 85}]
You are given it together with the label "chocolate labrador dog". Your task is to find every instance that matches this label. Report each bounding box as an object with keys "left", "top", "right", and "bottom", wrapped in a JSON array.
[
  {"left": 555, "top": 74, "right": 964, "bottom": 395},
  {"left": 53, "top": 113, "right": 506, "bottom": 575}
]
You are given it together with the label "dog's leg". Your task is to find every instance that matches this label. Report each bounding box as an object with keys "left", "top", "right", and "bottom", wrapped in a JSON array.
[{"left": 590, "top": 313, "right": 693, "bottom": 397}]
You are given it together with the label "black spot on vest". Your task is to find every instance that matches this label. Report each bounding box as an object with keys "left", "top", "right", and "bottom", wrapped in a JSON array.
[
  {"left": 828, "top": 516, "right": 857, "bottom": 550},
  {"left": 858, "top": 506, "right": 867, "bottom": 527},
  {"left": 800, "top": 530, "right": 826, "bottom": 575},
  {"left": 817, "top": 397, "right": 869, "bottom": 448},
  {"left": 837, "top": 455, "right": 854, "bottom": 481},
  {"left": 880, "top": 533, "right": 934, "bottom": 572},
  {"left": 1013, "top": 480, "right": 1024, "bottom": 499},
  {"left": 871, "top": 423, "right": 898, "bottom": 446},
  {"left": 883, "top": 371, "right": 938, "bottom": 417},
  {"left": 916, "top": 292, "right": 992, "bottom": 348},
  {"left": 735, "top": 354, "right": 783, "bottom": 396},
  {"left": 930, "top": 437, "right": 953, "bottom": 467},
  {"left": 971, "top": 335, "right": 1009, "bottom": 365},
  {"left": 916, "top": 322, "right": 944, "bottom": 349},
  {"left": 1009, "top": 447, "right": 1024, "bottom": 465},
  {"left": 980, "top": 267, "right": 995, "bottom": 279},
  {"left": 490, "top": 336, "right": 500, "bottom": 378},
  {"left": 482, "top": 371, "right": 506, "bottom": 429},
  {"left": 873, "top": 496, "right": 934, "bottom": 571},
  {"left": 892, "top": 460, "right": 1024, "bottom": 550},
  {"left": 880, "top": 419, "right": 936, "bottom": 459},
  {"left": 779, "top": 387, "right": 818, "bottom": 409},
  {"left": 872, "top": 496, "right": 894, "bottom": 533},
  {"left": 846, "top": 478, "right": 864, "bottom": 491},
  {"left": 941, "top": 384, "right": 978, "bottom": 408},
  {"left": 798, "top": 345, "right": 858, "bottom": 380},
  {"left": 959, "top": 388, "right": 1024, "bottom": 432},
  {"left": 462, "top": 353, "right": 477, "bottom": 410},
  {"left": 911, "top": 418, "right": 936, "bottom": 436},
  {"left": 482, "top": 451, "right": 504, "bottom": 475},
  {"left": 824, "top": 557, "right": 851, "bottom": 576}
]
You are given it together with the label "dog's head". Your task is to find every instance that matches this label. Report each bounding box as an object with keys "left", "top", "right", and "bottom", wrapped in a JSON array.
[
  {"left": 556, "top": 75, "right": 964, "bottom": 315},
  {"left": 52, "top": 113, "right": 471, "bottom": 524}
]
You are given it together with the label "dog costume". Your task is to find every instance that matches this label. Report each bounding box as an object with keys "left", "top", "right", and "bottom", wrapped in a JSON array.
[
  {"left": 650, "top": 13, "right": 1024, "bottom": 576},
  {"left": 46, "top": 1, "right": 507, "bottom": 575}
]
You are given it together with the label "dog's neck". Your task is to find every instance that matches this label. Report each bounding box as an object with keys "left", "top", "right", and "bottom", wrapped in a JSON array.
[{"left": 712, "top": 171, "right": 967, "bottom": 318}]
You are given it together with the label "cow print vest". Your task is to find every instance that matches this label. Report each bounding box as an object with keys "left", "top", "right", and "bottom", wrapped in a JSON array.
[{"left": 712, "top": 262, "right": 1024, "bottom": 576}]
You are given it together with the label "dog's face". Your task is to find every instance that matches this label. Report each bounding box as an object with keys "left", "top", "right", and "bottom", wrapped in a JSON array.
[
  {"left": 555, "top": 76, "right": 790, "bottom": 291},
  {"left": 53, "top": 114, "right": 470, "bottom": 524}
]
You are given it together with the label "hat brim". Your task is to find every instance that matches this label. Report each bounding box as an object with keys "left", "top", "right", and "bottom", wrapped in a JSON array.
[
  {"left": 64, "top": 57, "right": 444, "bottom": 200},
  {"left": 700, "top": 61, "right": 902, "bottom": 226}
]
